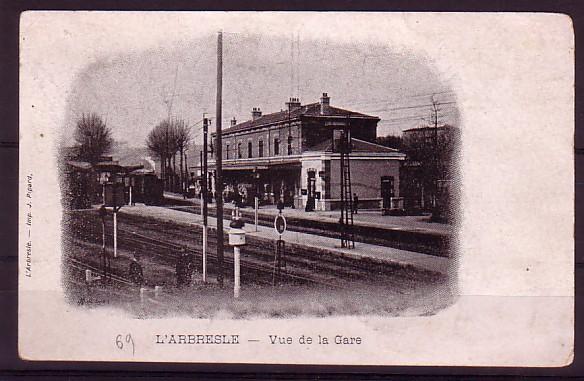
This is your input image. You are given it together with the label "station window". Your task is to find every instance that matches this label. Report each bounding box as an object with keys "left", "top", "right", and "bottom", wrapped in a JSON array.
[
  {"left": 274, "top": 138, "right": 280, "bottom": 156},
  {"left": 248, "top": 141, "right": 253, "bottom": 158},
  {"left": 237, "top": 142, "right": 242, "bottom": 159},
  {"left": 226, "top": 144, "right": 230, "bottom": 160},
  {"left": 258, "top": 140, "right": 264, "bottom": 157},
  {"left": 287, "top": 135, "right": 293, "bottom": 155}
]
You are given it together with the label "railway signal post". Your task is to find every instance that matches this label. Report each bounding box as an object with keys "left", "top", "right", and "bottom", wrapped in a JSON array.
[
  {"left": 202, "top": 116, "right": 210, "bottom": 283},
  {"left": 273, "top": 203, "right": 286, "bottom": 285},
  {"left": 334, "top": 124, "right": 355, "bottom": 249},
  {"left": 228, "top": 218, "right": 245, "bottom": 298},
  {"left": 104, "top": 182, "right": 125, "bottom": 258},
  {"left": 99, "top": 205, "right": 109, "bottom": 283}
]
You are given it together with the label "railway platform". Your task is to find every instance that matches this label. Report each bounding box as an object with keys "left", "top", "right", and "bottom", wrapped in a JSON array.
[
  {"left": 118, "top": 204, "right": 451, "bottom": 277},
  {"left": 163, "top": 192, "right": 451, "bottom": 237}
]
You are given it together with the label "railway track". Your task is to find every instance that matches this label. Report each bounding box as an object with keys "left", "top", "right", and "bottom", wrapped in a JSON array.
[
  {"left": 117, "top": 229, "right": 341, "bottom": 288},
  {"left": 63, "top": 211, "right": 350, "bottom": 288},
  {"left": 168, "top": 201, "right": 450, "bottom": 257},
  {"left": 64, "top": 252, "right": 135, "bottom": 288},
  {"left": 63, "top": 209, "right": 444, "bottom": 291},
  {"left": 117, "top": 212, "right": 440, "bottom": 281}
]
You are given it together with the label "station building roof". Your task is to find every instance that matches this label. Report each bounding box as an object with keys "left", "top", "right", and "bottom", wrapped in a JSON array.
[
  {"left": 65, "top": 160, "right": 93, "bottom": 171},
  {"left": 65, "top": 160, "right": 143, "bottom": 174},
  {"left": 221, "top": 102, "right": 380, "bottom": 135}
]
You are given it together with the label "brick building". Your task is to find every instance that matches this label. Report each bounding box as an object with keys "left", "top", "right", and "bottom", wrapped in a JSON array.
[{"left": 208, "top": 93, "right": 405, "bottom": 211}]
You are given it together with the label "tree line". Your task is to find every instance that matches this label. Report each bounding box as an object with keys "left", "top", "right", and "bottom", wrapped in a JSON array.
[{"left": 71, "top": 113, "right": 193, "bottom": 194}]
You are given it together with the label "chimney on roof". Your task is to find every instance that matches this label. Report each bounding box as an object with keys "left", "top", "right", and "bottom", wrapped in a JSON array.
[
  {"left": 251, "top": 107, "right": 262, "bottom": 121},
  {"left": 320, "top": 92, "right": 330, "bottom": 115},
  {"left": 285, "top": 97, "right": 301, "bottom": 112},
  {"left": 230, "top": 117, "right": 237, "bottom": 127}
]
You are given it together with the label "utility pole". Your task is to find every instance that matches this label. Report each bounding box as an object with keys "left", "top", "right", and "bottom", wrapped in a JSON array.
[
  {"left": 215, "top": 31, "right": 225, "bottom": 287},
  {"left": 431, "top": 95, "right": 440, "bottom": 208},
  {"left": 200, "top": 151, "right": 204, "bottom": 216},
  {"left": 184, "top": 151, "right": 188, "bottom": 195},
  {"left": 202, "top": 116, "right": 209, "bottom": 283}
]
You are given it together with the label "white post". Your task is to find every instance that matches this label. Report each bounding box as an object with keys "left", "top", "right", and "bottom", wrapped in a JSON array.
[
  {"left": 202, "top": 226, "right": 207, "bottom": 283},
  {"left": 154, "top": 285, "right": 162, "bottom": 299},
  {"left": 200, "top": 191, "right": 204, "bottom": 216},
  {"left": 234, "top": 246, "right": 240, "bottom": 298},
  {"left": 129, "top": 186, "right": 132, "bottom": 206},
  {"left": 102, "top": 219, "right": 105, "bottom": 251},
  {"left": 113, "top": 211, "right": 118, "bottom": 258},
  {"left": 140, "top": 287, "right": 146, "bottom": 305},
  {"left": 254, "top": 196, "right": 259, "bottom": 232}
]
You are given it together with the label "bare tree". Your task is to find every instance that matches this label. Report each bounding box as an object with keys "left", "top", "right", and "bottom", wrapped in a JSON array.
[
  {"left": 146, "top": 118, "right": 190, "bottom": 193},
  {"left": 401, "top": 94, "right": 458, "bottom": 214},
  {"left": 429, "top": 95, "right": 441, "bottom": 208},
  {"left": 173, "top": 119, "right": 191, "bottom": 194},
  {"left": 146, "top": 119, "right": 171, "bottom": 189},
  {"left": 73, "top": 113, "right": 113, "bottom": 164}
]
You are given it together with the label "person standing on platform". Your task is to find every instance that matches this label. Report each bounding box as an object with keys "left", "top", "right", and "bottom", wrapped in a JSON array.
[
  {"left": 185, "top": 247, "right": 195, "bottom": 284},
  {"left": 128, "top": 254, "right": 144, "bottom": 287},
  {"left": 175, "top": 247, "right": 193, "bottom": 288},
  {"left": 353, "top": 193, "right": 359, "bottom": 214}
]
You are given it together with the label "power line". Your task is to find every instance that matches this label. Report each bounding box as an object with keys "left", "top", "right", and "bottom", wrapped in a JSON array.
[
  {"left": 361, "top": 101, "right": 457, "bottom": 115},
  {"left": 371, "top": 101, "right": 457, "bottom": 113},
  {"left": 342, "top": 90, "right": 455, "bottom": 107}
]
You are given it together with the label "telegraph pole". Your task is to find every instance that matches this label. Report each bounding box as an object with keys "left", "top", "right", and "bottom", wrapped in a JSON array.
[
  {"left": 202, "top": 116, "right": 209, "bottom": 283},
  {"left": 200, "top": 151, "right": 204, "bottom": 216},
  {"left": 431, "top": 95, "right": 440, "bottom": 209},
  {"left": 215, "top": 31, "right": 225, "bottom": 287}
]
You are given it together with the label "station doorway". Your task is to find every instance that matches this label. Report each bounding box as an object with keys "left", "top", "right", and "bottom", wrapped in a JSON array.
[
  {"left": 305, "top": 170, "right": 316, "bottom": 212},
  {"left": 380, "top": 176, "right": 395, "bottom": 210}
]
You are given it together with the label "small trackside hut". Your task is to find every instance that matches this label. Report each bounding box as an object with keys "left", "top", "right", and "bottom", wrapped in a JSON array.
[{"left": 207, "top": 93, "right": 405, "bottom": 211}]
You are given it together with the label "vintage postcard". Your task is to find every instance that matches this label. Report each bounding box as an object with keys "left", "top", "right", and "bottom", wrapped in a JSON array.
[{"left": 18, "top": 12, "right": 574, "bottom": 366}]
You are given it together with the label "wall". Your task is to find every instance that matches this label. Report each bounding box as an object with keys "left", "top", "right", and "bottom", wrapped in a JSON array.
[
  {"left": 328, "top": 157, "right": 401, "bottom": 200},
  {"left": 297, "top": 155, "right": 401, "bottom": 210},
  {"left": 221, "top": 122, "right": 302, "bottom": 161}
]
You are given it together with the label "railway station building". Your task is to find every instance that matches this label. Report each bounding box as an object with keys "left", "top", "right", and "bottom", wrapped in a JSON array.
[{"left": 208, "top": 93, "right": 405, "bottom": 211}]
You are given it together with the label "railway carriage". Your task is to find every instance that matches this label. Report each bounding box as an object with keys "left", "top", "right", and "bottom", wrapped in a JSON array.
[{"left": 129, "top": 170, "right": 164, "bottom": 205}]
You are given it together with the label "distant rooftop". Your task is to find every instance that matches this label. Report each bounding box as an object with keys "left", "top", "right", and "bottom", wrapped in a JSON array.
[{"left": 403, "top": 124, "right": 455, "bottom": 133}]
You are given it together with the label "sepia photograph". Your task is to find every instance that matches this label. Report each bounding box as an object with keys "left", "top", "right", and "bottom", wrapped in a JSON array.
[
  {"left": 18, "top": 12, "right": 573, "bottom": 365},
  {"left": 59, "top": 26, "right": 459, "bottom": 319}
]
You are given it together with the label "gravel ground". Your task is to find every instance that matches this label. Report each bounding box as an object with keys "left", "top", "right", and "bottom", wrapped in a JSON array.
[{"left": 62, "top": 210, "right": 455, "bottom": 319}]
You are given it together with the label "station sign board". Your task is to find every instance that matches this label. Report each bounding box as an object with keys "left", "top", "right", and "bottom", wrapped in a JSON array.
[{"left": 104, "top": 183, "right": 125, "bottom": 208}]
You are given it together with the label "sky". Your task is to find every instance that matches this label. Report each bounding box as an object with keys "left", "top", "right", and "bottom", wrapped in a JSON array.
[{"left": 48, "top": 13, "right": 459, "bottom": 148}]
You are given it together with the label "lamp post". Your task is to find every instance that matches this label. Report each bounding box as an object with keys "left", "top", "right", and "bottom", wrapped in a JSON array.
[{"left": 254, "top": 169, "right": 260, "bottom": 232}]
